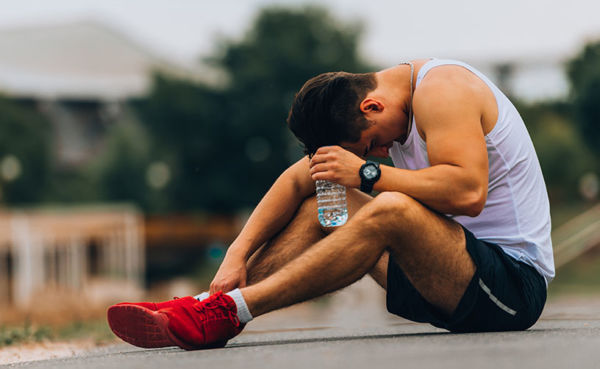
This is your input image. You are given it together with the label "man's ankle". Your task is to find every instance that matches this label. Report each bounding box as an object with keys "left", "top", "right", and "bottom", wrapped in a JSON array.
[{"left": 226, "top": 289, "right": 253, "bottom": 323}]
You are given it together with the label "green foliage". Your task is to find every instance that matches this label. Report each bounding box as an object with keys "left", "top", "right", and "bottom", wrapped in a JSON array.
[
  {"left": 548, "top": 248, "right": 600, "bottom": 296},
  {"left": 134, "top": 6, "right": 373, "bottom": 213},
  {"left": 0, "top": 319, "right": 113, "bottom": 347},
  {"left": 216, "top": 6, "right": 370, "bottom": 94},
  {"left": 133, "top": 75, "right": 240, "bottom": 212},
  {"left": 567, "top": 41, "right": 600, "bottom": 99},
  {"left": 567, "top": 40, "right": 600, "bottom": 159},
  {"left": 44, "top": 168, "right": 99, "bottom": 204},
  {"left": 90, "top": 111, "right": 154, "bottom": 210},
  {"left": 0, "top": 321, "right": 53, "bottom": 347},
  {"left": 518, "top": 101, "right": 596, "bottom": 202},
  {"left": 0, "top": 97, "right": 52, "bottom": 204},
  {"left": 57, "top": 319, "right": 114, "bottom": 344}
]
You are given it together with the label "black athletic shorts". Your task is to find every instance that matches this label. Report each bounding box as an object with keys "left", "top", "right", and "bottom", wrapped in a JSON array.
[{"left": 386, "top": 226, "right": 547, "bottom": 333}]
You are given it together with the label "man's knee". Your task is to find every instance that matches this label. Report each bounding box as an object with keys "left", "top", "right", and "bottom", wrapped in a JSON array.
[
  {"left": 297, "top": 195, "right": 317, "bottom": 216},
  {"left": 295, "top": 195, "right": 332, "bottom": 236},
  {"left": 363, "top": 191, "right": 416, "bottom": 221}
]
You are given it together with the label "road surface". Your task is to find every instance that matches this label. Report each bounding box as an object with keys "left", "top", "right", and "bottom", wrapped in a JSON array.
[{"left": 3, "top": 279, "right": 600, "bottom": 369}]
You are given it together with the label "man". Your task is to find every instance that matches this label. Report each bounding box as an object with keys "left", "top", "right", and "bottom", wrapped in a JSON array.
[{"left": 107, "top": 59, "right": 553, "bottom": 349}]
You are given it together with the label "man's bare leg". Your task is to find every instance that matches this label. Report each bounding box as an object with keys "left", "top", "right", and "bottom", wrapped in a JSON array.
[
  {"left": 244, "top": 188, "right": 387, "bottom": 286},
  {"left": 241, "top": 191, "right": 475, "bottom": 318}
]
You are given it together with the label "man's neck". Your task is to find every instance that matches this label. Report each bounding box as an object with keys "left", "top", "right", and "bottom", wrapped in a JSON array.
[{"left": 374, "top": 64, "right": 413, "bottom": 106}]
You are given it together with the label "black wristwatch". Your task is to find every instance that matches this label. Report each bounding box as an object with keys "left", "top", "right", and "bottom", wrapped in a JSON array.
[{"left": 359, "top": 160, "right": 381, "bottom": 193}]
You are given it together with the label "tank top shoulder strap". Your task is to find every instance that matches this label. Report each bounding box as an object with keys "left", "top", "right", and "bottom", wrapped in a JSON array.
[
  {"left": 415, "top": 59, "right": 471, "bottom": 86},
  {"left": 416, "top": 59, "right": 503, "bottom": 98}
]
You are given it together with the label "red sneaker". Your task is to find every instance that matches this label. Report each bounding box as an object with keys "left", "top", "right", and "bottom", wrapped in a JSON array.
[
  {"left": 107, "top": 292, "right": 244, "bottom": 350},
  {"left": 114, "top": 296, "right": 197, "bottom": 311}
]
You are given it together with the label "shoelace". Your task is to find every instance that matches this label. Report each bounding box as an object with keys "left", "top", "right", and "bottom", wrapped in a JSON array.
[{"left": 193, "top": 292, "right": 240, "bottom": 327}]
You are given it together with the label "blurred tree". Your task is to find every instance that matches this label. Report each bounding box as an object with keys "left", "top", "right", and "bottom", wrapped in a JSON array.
[
  {"left": 567, "top": 41, "right": 600, "bottom": 159},
  {"left": 0, "top": 97, "right": 51, "bottom": 204},
  {"left": 518, "top": 101, "right": 596, "bottom": 202},
  {"left": 133, "top": 75, "right": 238, "bottom": 212},
  {"left": 212, "top": 6, "right": 373, "bottom": 209},
  {"left": 90, "top": 109, "right": 155, "bottom": 210},
  {"left": 135, "top": 6, "right": 373, "bottom": 213}
]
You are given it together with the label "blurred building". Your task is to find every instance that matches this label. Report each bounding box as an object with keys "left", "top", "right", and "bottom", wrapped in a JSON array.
[
  {"left": 473, "top": 57, "right": 569, "bottom": 102},
  {"left": 0, "top": 204, "right": 144, "bottom": 309},
  {"left": 0, "top": 19, "right": 205, "bottom": 167}
]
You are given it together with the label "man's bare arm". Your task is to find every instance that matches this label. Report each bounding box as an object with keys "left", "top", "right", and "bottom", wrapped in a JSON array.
[
  {"left": 309, "top": 67, "right": 490, "bottom": 216},
  {"left": 210, "top": 156, "right": 315, "bottom": 293},
  {"left": 374, "top": 68, "right": 489, "bottom": 216},
  {"left": 228, "top": 156, "right": 315, "bottom": 260}
]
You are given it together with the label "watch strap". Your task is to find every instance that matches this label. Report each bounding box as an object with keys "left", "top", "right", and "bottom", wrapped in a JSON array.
[{"left": 359, "top": 160, "right": 381, "bottom": 193}]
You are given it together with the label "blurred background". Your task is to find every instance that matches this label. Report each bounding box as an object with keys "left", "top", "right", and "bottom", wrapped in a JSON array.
[{"left": 0, "top": 0, "right": 599, "bottom": 348}]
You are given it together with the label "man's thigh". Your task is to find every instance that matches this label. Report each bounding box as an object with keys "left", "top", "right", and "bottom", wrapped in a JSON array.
[
  {"left": 343, "top": 188, "right": 374, "bottom": 224},
  {"left": 285, "top": 188, "right": 474, "bottom": 315},
  {"left": 327, "top": 189, "right": 392, "bottom": 289},
  {"left": 387, "top": 227, "right": 547, "bottom": 332},
  {"left": 247, "top": 188, "right": 374, "bottom": 282},
  {"left": 366, "top": 192, "right": 475, "bottom": 316}
]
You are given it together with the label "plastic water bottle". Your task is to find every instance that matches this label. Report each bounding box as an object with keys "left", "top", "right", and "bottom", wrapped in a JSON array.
[{"left": 315, "top": 180, "right": 348, "bottom": 227}]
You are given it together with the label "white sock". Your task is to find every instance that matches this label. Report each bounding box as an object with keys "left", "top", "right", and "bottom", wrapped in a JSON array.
[
  {"left": 226, "top": 288, "right": 253, "bottom": 323},
  {"left": 193, "top": 292, "right": 209, "bottom": 301}
]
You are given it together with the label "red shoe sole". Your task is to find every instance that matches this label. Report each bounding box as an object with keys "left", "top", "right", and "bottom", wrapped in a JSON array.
[
  {"left": 107, "top": 305, "right": 227, "bottom": 350},
  {"left": 107, "top": 305, "right": 187, "bottom": 349}
]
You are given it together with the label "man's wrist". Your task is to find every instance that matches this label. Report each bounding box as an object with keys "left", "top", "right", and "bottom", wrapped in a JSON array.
[
  {"left": 359, "top": 160, "right": 381, "bottom": 193},
  {"left": 226, "top": 242, "right": 251, "bottom": 261}
]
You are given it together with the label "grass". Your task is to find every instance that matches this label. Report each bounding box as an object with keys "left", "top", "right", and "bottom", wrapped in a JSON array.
[
  {"left": 0, "top": 321, "right": 52, "bottom": 347},
  {"left": 550, "top": 200, "right": 598, "bottom": 229},
  {"left": 547, "top": 200, "right": 600, "bottom": 298},
  {"left": 0, "top": 319, "right": 115, "bottom": 348},
  {"left": 548, "top": 248, "right": 600, "bottom": 298}
]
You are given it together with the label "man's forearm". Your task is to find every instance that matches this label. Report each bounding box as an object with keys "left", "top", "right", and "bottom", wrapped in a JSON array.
[
  {"left": 227, "top": 158, "right": 314, "bottom": 260},
  {"left": 375, "top": 164, "right": 487, "bottom": 217}
]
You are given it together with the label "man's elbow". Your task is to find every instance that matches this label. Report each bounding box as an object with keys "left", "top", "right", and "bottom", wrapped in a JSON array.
[{"left": 457, "top": 188, "right": 486, "bottom": 217}]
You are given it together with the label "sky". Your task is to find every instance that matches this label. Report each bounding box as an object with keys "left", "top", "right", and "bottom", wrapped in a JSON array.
[{"left": 1, "top": 0, "right": 599, "bottom": 67}]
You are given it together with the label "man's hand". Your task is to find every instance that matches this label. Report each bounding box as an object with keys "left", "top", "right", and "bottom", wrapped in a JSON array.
[
  {"left": 309, "top": 146, "right": 365, "bottom": 188},
  {"left": 209, "top": 252, "right": 247, "bottom": 294}
]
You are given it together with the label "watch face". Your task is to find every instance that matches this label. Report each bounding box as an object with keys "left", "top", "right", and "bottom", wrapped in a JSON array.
[{"left": 363, "top": 164, "right": 378, "bottom": 179}]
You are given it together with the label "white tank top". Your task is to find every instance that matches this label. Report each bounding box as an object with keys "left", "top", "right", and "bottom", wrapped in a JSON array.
[{"left": 389, "top": 59, "right": 555, "bottom": 285}]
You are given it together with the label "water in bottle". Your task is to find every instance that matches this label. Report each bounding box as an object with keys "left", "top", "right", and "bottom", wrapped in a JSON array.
[{"left": 315, "top": 180, "right": 348, "bottom": 227}]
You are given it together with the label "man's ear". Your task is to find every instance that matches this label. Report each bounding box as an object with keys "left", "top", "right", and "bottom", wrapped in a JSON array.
[{"left": 359, "top": 98, "right": 384, "bottom": 114}]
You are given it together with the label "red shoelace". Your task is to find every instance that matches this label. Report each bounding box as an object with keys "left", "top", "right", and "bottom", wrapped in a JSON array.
[{"left": 192, "top": 292, "right": 241, "bottom": 328}]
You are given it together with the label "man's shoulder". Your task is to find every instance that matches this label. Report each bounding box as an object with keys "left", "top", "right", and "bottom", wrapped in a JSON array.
[
  {"left": 413, "top": 64, "right": 490, "bottom": 113},
  {"left": 418, "top": 64, "right": 481, "bottom": 91},
  {"left": 413, "top": 71, "right": 480, "bottom": 109}
]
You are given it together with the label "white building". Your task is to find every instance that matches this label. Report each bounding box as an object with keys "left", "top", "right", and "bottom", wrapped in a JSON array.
[
  {"left": 0, "top": 19, "right": 207, "bottom": 166},
  {"left": 0, "top": 20, "right": 204, "bottom": 309},
  {"left": 0, "top": 205, "right": 145, "bottom": 309}
]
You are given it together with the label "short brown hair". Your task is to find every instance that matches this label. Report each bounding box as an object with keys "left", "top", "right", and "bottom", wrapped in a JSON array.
[{"left": 286, "top": 71, "right": 376, "bottom": 156}]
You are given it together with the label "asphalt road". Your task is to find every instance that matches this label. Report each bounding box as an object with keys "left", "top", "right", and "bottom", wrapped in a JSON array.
[{"left": 4, "top": 279, "right": 600, "bottom": 369}]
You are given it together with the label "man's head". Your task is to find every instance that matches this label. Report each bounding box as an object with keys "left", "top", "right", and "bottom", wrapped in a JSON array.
[{"left": 286, "top": 71, "right": 377, "bottom": 156}]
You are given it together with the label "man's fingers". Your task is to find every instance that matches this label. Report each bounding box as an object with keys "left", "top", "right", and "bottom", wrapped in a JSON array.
[
  {"left": 210, "top": 283, "right": 225, "bottom": 295},
  {"left": 309, "top": 163, "right": 329, "bottom": 175},
  {"left": 310, "top": 153, "right": 338, "bottom": 167},
  {"left": 215, "top": 282, "right": 241, "bottom": 294},
  {"left": 311, "top": 171, "right": 333, "bottom": 181},
  {"left": 312, "top": 145, "right": 343, "bottom": 158},
  {"left": 309, "top": 154, "right": 327, "bottom": 166},
  {"left": 314, "top": 146, "right": 334, "bottom": 155}
]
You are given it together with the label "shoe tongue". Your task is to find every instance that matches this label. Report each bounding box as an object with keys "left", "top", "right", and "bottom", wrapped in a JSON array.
[
  {"left": 207, "top": 292, "right": 233, "bottom": 308},
  {"left": 221, "top": 293, "right": 237, "bottom": 311}
]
